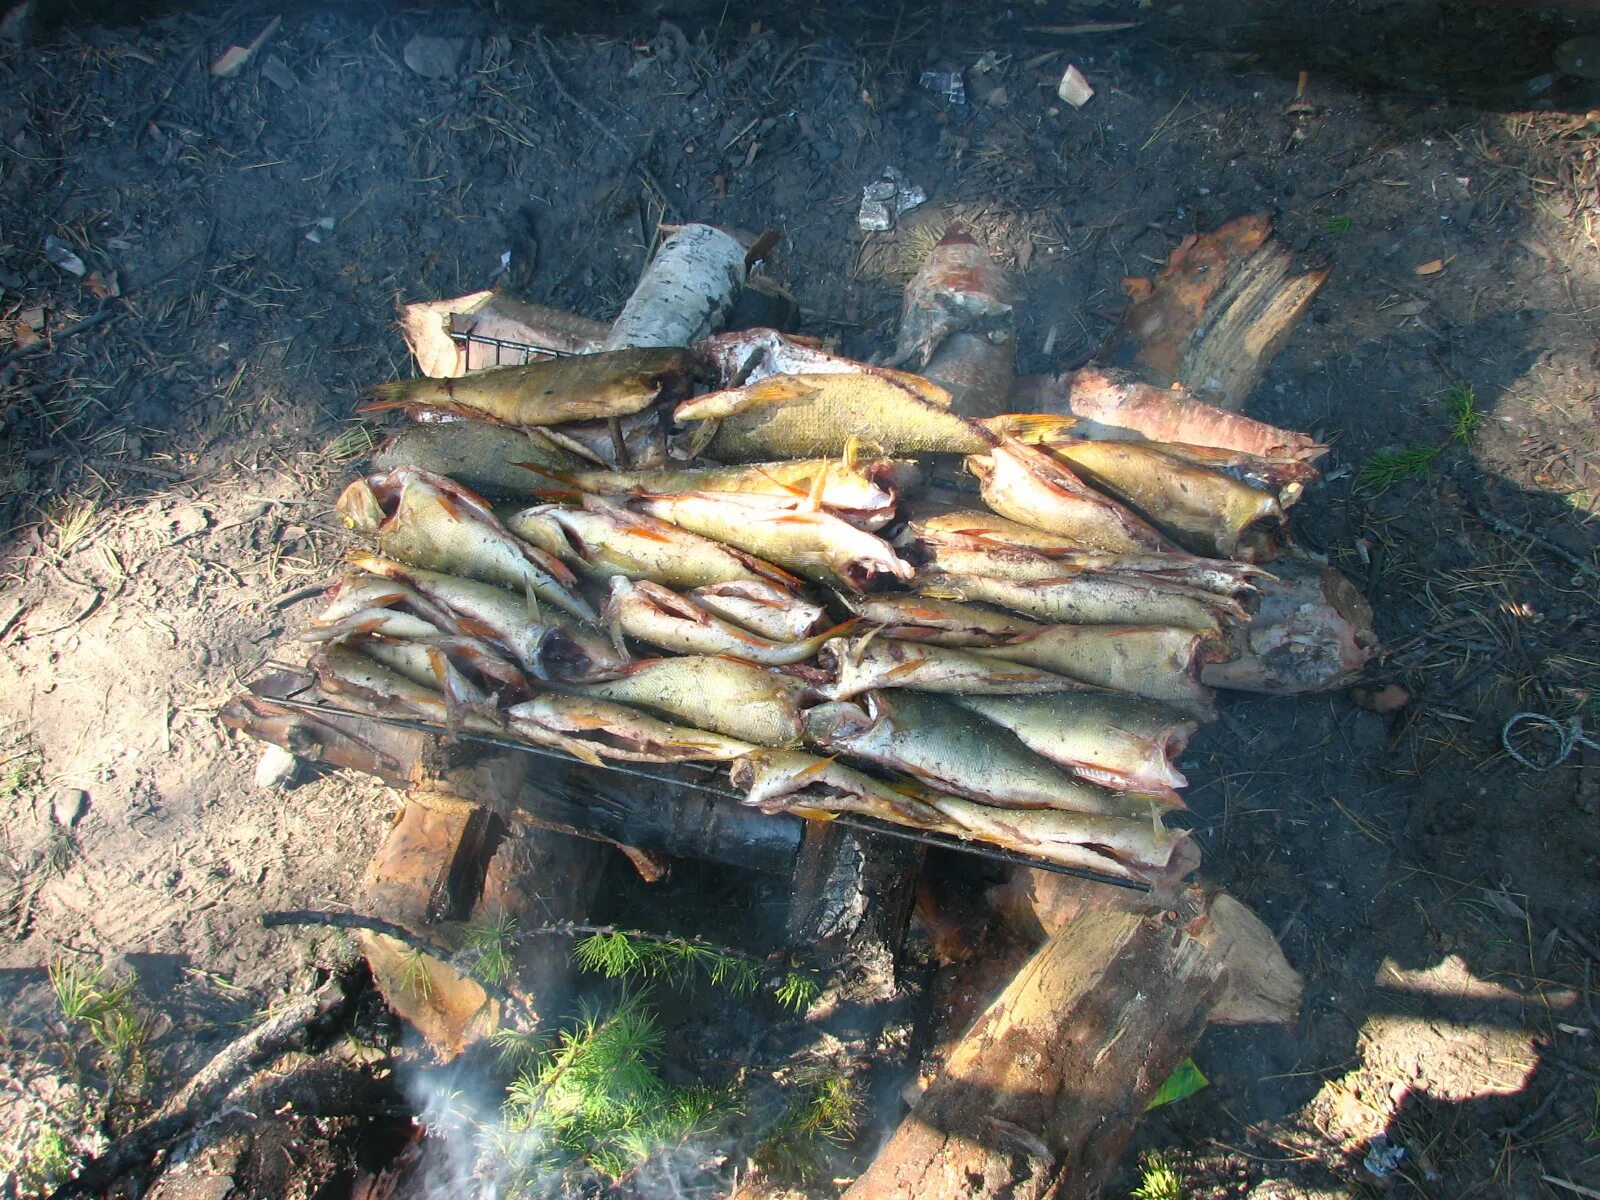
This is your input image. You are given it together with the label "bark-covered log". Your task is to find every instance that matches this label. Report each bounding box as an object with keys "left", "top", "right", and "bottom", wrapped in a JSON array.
[
  {"left": 843, "top": 906, "right": 1227, "bottom": 1200},
  {"left": 786, "top": 821, "right": 923, "bottom": 991},
  {"left": 602, "top": 223, "right": 748, "bottom": 349}
]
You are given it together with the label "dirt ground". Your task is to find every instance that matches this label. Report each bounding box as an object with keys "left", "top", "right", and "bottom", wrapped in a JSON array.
[{"left": 2, "top": 0, "right": 1600, "bottom": 1196}]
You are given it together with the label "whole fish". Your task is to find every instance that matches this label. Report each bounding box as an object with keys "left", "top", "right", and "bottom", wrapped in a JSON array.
[
  {"left": 603, "top": 577, "right": 855, "bottom": 666},
  {"left": 687, "top": 580, "right": 826, "bottom": 641},
  {"left": 370, "top": 423, "right": 587, "bottom": 499},
  {"left": 967, "top": 440, "right": 1174, "bottom": 554},
  {"left": 312, "top": 645, "right": 510, "bottom": 737},
  {"left": 891, "top": 226, "right": 1015, "bottom": 420},
  {"left": 300, "top": 607, "right": 531, "bottom": 699},
  {"left": 846, "top": 594, "right": 1041, "bottom": 647},
  {"left": 802, "top": 691, "right": 1153, "bottom": 820},
  {"left": 347, "top": 552, "right": 626, "bottom": 681},
  {"left": 673, "top": 370, "right": 995, "bottom": 460},
  {"left": 817, "top": 634, "right": 1088, "bottom": 701},
  {"left": 506, "top": 496, "right": 796, "bottom": 591},
  {"left": 1043, "top": 440, "right": 1288, "bottom": 561},
  {"left": 903, "top": 507, "right": 1268, "bottom": 596},
  {"left": 1098, "top": 439, "right": 1317, "bottom": 506},
  {"left": 635, "top": 491, "right": 912, "bottom": 591},
  {"left": 564, "top": 456, "right": 919, "bottom": 531},
  {"left": 975, "top": 625, "right": 1226, "bottom": 711},
  {"left": 560, "top": 655, "right": 812, "bottom": 747},
  {"left": 337, "top": 467, "right": 595, "bottom": 623},
  {"left": 918, "top": 571, "right": 1241, "bottom": 632},
  {"left": 361, "top": 346, "right": 693, "bottom": 426},
  {"left": 1067, "top": 367, "right": 1327, "bottom": 462},
  {"left": 731, "top": 748, "right": 949, "bottom": 826},
  {"left": 920, "top": 794, "right": 1197, "bottom": 883},
  {"left": 351, "top": 637, "right": 502, "bottom": 723},
  {"left": 506, "top": 695, "right": 756, "bottom": 763},
  {"left": 951, "top": 693, "right": 1197, "bottom": 800},
  {"left": 731, "top": 749, "right": 1193, "bottom": 880}
]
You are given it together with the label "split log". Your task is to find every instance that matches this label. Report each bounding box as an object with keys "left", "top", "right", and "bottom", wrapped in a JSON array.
[
  {"left": 602, "top": 223, "right": 749, "bottom": 350},
  {"left": 1100, "top": 212, "right": 1327, "bottom": 412},
  {"left": 994, "top": 869, "right": 1303, "bottom": 1027},
  {"left": 843, "top": 905, "right": 1228, "bottom": 1200},
  {"left": 398, "top": 289, "right": 609, "bottom": 377}
]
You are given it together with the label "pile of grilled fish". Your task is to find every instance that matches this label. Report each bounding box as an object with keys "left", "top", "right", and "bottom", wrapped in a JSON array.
[{"left": 279, "top": 231, "right": 1342, "bottom": 888}]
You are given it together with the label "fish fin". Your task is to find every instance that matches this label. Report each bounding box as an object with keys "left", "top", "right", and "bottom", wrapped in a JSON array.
[
  {"left": 841, "top": 434, "right": 862, "bottom": 472},
  {"left": 984, "top": 413, "right": 1078, "bottom": 444},
  {"left": 524, "top": 584, "right": 544, "bottom": 624},
  {"left": 917, "top": 582, "right": 968, "bottom": 602},
  {"left": 358, "top": 379, "right": 422, "bottom": 413},
  {"left": 803, "top": 464, "right": 827, "bottom": 512},
  {"left": 810, "top": 616, "right": 864, "bottom": 642},
  {"left": 793, "top": 754, "right": 841, "bottom": 781},
  {"left": 682, "top": 418, "right": 721, "bottom": 458}
]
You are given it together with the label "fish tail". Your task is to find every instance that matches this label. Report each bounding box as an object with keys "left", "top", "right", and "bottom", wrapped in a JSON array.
[
  {"left": 983, "top": 413, "right": 1078, "bottom": 444},
  {"left": 359, "top": 378, "right": 441, "bottom": 413}
]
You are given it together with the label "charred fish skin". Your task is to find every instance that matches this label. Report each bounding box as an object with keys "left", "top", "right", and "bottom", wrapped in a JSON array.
[
  {"left": 565, "top": 654, "right": 812, "bottom": 748},
  {"left": 361, "top": 346, "right": 694, "bottom": 426},
  {"left": 950, "top": 692, "right": 1196, "bottom": 799},
  {"left": 802, "top": 691, "right": 1152, "bottom": 821},
  {"left": 337, "top": 467, "right": 596, "bottom": 624},
  {"left": 635, "top": 491, "right": 913, "bottom": 592}
]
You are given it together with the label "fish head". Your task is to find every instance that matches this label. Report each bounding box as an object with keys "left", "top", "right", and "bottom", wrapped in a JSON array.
[
  {"left": 802, "top": 700, "right": 874, "bottom": 745},
  {"left": 335, "top": 478, "right": 386, "bottom": 535}
]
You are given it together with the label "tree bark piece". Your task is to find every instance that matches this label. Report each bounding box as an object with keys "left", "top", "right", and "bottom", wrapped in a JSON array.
[
  {"left": 602, "top": 223, "right": 748, "bottom": 349},
  {"left": 843, "top": 907, "right": 1227, "bottom": 1200},
  {"left": 1101, "top": 212, "right": 1327, "bottom": 412}
]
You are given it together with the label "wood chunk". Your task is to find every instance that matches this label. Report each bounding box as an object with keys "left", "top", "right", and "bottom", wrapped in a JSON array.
[
  {"left": 992, "top": 869, "right": 1303, "bottom": 1027},
  {"left": 786, "top": 821, "right": 923, "bottom": 991},
  {"left": 1101, "top": 212, "right": 1327, "bottom": 411},
  {"left": 843, "top": 906, "right": 1226, "bottom": 1200}
]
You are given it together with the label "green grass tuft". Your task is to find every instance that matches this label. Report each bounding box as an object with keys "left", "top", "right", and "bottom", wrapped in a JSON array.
[
  {"left": 1359, "top": 446, "right": 1440, "bottom": 491},
  {"left": 1132, "top": 1151, "right": 1186, "bottom": 1200},
  {"left": 1323, "top": 215, "right": 1353, "bottom": 236},
  {"left": 49, "top": 958, "right": 149, "bottom": 1076},
  {"left": 774, "top": 970, "right": 820, "bottom": 1014},
  {"left": 1445, "top": 383, "right": 1482, "bottom": 444},
  {"left": 572, "top": 931, "right": 760, "bottom": 997}
]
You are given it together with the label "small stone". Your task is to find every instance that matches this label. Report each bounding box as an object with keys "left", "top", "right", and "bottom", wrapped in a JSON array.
[
  {"left": 253, "top": 745, "right": 300, "bottom": 790},
  {"left": 404, "top": 35, "right": 465, "bottom": 79},
  {"left": 52, "top": 787, "right": 87, "bottom": 827}
]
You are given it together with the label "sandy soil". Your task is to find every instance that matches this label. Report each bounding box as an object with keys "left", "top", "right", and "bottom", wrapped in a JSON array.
[{"left": 2, "top": 1, "right": 1599, "bottom": 1196}]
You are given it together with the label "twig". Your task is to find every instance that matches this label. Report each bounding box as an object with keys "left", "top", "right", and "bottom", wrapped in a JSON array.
[
  {"left": 0, "top": 308, "right": 117, "bottom": 369},
  {"left": 1464, "top": 499, "right": 1600, "bottom": 582},
  {"left": 261, "top": 909, "right": 452, "bottom": 958},
  {"left": 48, "top": 969, "right": 357, "bottom": 1199},
  {"left": 1544, "top": 1175, "right": 1600, "bottom": 1200},
  {"left": 529, "top": 33, "right": 678, "bottom": 220}
]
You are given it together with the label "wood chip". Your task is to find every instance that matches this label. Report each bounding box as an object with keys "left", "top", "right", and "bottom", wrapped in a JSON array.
[
  {"left": 1414, "top": 258, "right": 1445, "bottom": 275},
  {"left": 1057, "top": 64, "right": 1094, "bottom": 108}
]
